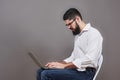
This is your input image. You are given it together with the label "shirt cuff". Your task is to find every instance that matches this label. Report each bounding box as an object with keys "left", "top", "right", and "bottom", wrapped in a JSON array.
[
  {"left": 63, "top": 58, "right": 71, "bottom": 63},
  {"left": 72, "top": 59, "right": 82, "bottom": 69}
]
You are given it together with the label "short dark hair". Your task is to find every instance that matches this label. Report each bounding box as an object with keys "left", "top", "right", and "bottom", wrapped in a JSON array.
[{"left": 63, "top": 8, "right": 83, "bottom": 21}]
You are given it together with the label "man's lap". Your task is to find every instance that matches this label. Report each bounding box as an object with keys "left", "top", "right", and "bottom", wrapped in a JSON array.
[{"left": 37, "top": 68, "right": 95, "bottom": 80}]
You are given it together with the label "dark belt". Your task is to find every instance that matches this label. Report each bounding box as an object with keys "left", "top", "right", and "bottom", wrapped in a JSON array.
[{"left": 86, "top": 67, "right": 96, "bottom": 71}]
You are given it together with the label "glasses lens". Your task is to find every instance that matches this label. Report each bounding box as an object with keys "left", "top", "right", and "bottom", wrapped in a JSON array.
[{"left": 66, "top": 19, "right": 75, "bottom": 26}]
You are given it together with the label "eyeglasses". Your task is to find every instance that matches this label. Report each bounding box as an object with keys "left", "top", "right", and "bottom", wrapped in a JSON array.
[{"left": 66, "top": 19, "right": 76, "bottom": 26}]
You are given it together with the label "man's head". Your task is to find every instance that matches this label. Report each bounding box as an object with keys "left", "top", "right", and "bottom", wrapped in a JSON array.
[{"left": 63, "top": 8, "right": 83, "bottom": 35}]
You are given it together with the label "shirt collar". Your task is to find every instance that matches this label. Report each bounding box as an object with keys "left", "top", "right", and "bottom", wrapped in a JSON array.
[
  {"left": 82, "top": 23, "right": 91, "bottom": 32},
  {"left": 77, "top": 23, "right": 91, "bottom": 36}
]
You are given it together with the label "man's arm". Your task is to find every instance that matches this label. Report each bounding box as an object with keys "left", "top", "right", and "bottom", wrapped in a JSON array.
[
  {"left": 64, "top": 62, "right": 77, "bottom": 69},
  {"left": 45, "top": 61, "right": 77, "bottom": 69}
]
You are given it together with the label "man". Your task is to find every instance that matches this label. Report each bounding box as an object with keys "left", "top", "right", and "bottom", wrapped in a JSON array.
[{"left": 37, "top": 8, "right": 103, "bottom": 80}]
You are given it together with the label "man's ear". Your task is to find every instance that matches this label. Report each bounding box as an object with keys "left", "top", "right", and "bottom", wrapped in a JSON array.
[{"left": 75, "top": 16, "right": 81, "bottom": 23}]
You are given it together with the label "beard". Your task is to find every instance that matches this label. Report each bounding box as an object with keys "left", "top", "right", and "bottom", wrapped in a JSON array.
[{"left": 72, "top": 22, "right": 81, "bottom": 35}]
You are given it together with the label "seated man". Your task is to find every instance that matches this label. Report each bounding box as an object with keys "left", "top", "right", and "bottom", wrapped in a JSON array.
[{"left": 37, "top": 8, "right": 103, "bottom": 80}]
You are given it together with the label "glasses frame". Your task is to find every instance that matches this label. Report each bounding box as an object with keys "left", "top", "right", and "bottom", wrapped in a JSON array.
[{"left": 66, "top": 18, "right": 76, "bottom": 26}]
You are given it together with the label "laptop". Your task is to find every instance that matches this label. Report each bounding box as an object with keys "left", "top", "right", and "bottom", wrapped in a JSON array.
[{"left": 28, "top": 52, "right": 48, "bottom": 69}]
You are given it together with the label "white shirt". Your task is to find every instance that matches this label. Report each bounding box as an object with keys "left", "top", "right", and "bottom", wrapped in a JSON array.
[{"left": 64, "top": 23, "right": 103, "bottom": 71}]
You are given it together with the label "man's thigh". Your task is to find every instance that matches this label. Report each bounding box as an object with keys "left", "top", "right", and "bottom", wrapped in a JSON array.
[{"left": 41, "top": 69, "right": 89, "bottom": 80}]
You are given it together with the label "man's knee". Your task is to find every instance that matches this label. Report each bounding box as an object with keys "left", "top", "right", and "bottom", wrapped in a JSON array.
[
  {"left": 41, "top": 70, "right": 54, "bottom": 79},
  {"left": 40, "top": 70, "right": 51, "bottom": 80},
  {"left": 41, "top": 70, "right": 49, "bottom": 77},
  {"left": 37, "top": 68, "right": 45, "bottom": 79},
  {"left": 37, "top": 69, "right": 43, "bottom": 75}
]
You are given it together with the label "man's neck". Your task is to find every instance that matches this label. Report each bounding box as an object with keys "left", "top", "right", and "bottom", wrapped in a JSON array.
[{"left": 78, "top": 21, "right": 86, "bottom": 31}]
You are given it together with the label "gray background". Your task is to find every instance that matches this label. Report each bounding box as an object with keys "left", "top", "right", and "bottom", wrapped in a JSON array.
[{"left": 0, "top": 0, "right": 120, "bottom": 80}]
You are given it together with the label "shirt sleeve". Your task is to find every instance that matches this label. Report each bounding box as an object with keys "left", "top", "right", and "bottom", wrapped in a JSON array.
[{"left": 72, "top": 32, "right": 103, "bottom": 69}]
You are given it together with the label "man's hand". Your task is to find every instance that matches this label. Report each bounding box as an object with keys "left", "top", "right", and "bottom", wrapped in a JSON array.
[
  {"left": 45, "top": 61, "right": 77, "bottom": 69},
  {"left": 45, "top": 62, "right": 66, "bottom": 69}
]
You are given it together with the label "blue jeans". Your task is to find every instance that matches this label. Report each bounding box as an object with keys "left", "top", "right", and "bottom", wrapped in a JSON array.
[{"left": 37, "top": 68, "right": 96, "bottom": 80}]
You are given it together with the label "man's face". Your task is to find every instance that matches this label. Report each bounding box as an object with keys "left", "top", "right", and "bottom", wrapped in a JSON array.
[{"left": 65, "top": 19, "right": 80, "bottom": 35}]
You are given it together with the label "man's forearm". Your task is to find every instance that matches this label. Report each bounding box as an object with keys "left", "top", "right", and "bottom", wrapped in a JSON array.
[
  {"left": 64, "top": 62, "right": 77, "bottom": 69},
  {"left": 58, "top": 61, "right": 77, "bottom": 69}
]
